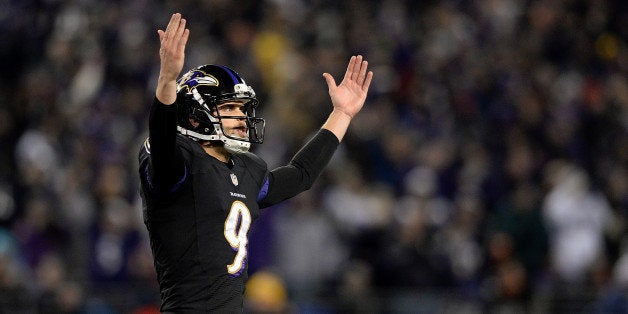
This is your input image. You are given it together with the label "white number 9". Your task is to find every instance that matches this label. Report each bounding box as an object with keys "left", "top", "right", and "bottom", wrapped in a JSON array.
[{"left": 223, "top": 201, "right": 252, "bottom": 275}]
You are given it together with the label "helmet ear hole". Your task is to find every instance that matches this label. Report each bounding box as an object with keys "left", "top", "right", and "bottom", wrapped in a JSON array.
[{"left": 189, "top": 117, "right": 200, "bottom": 128}]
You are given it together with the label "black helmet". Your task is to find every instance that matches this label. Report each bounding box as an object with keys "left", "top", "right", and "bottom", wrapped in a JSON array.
[{"left": 176, "top": 64, "right": 265, "bottom": 154}]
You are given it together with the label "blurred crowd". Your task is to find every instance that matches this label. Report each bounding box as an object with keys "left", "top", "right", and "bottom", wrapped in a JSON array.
[{"left": 0, "top": 0, "right": 626, "bottom": 313}]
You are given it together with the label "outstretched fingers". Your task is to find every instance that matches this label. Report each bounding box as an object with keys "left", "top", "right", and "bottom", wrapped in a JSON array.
[
  {"left": 326, "top": 55, "right": 374, "bottom": 93},
  {"left": 155, "top": 13, "right": 190, "bottom": 104},
  {"left": 156, "top": 13, "right": 190, "bottom": 84},
  {"left": 346, "top": 55, "right": 373, "bottom": 91},
  {"left": 343, "top": 55, "right": 372, "bottom": 90},
  {"left": 160, "top": 14, "right": 185, "bottom": 48}
]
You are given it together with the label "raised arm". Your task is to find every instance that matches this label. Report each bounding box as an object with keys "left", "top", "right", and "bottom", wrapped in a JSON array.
[
  {"left": 258, "top": 56, "right": 374, "bottom": 207},
  {"left": 321, "top": 55, "right": 373, "bottom": 141},
  {"left": 156, "top": 13, "right": 190, "bottom": 105},
  {"left": 143, "top": 13, "right": 190, "bottom": 194}
]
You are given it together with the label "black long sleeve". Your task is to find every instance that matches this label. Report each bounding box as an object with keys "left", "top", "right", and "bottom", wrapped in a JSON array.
[
  {"left": 145, "top": 98, "right": 186, "bottom": 193},
  {"left": 259, "top": 129, "right": 339, "bottom": 208}
]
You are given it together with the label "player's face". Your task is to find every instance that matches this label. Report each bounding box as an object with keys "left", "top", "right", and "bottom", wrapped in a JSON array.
[{"left": 217, "top": 101, "right": 248, "bottom": 140}]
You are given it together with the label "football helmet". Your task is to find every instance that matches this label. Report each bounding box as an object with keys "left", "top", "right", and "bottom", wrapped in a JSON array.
[{"left": 175, "top": 64, "right": 265, "bottom": 154}]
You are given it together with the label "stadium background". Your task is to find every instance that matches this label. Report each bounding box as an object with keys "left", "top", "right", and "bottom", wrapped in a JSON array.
[{"left": 0, "top": 0, "right": 626, "bottom": 313}]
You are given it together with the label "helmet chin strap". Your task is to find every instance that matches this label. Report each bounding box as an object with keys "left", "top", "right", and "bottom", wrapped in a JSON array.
[
  {"left": 223, "top": 137, "right": 251, "bottom": 154},
  {"left": 177, "top": 126, "right": 251, "bottom": 154}
]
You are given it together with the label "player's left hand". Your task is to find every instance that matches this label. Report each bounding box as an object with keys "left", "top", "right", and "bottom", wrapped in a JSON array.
[{"left": 323, "top": 55, "right": 374, "bottom": 119}]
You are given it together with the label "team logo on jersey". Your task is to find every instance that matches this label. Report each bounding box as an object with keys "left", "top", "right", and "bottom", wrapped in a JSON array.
[
  {"left": 230, "top": 173, "right": 238, "bottom": 186},
  {"left": 177, "top": 70, "right": 219, "bottom": 93}
]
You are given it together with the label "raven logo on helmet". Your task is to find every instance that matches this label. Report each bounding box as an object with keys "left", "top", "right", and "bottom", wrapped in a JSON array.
[{"left": 177, "top": 70, "right": 219, "bottom": 93}]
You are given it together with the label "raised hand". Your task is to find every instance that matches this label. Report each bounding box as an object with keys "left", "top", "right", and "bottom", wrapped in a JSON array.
[
  {"left": 321, "top": 55, "right": 374, "bottom": 141},
  {"left": 323, "top": 55, "right": 374, "bottom": 119},
  {"left": 156, "top": 13, "right": 190, "bottom": 105}
]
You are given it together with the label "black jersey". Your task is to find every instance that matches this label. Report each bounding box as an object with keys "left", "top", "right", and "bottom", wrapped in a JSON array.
[
  {"left": 139, "top": 134, "right": 268, "bottom": 312},
  {"left": 138, "top": 99, "right": 339, "bottom": 313}
]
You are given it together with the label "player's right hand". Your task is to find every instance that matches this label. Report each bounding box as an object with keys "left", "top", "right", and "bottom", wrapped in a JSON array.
[{"left": 156, "top": 13, "right": 190, "bottom": 105}]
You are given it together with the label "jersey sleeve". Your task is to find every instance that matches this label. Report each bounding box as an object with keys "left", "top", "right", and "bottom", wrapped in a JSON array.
[
  {"left": 258, "top": 129, "right": 339, "bottom": 208},
  {"left": 138, "top": 98, "right": 187, "bottom": 195}
]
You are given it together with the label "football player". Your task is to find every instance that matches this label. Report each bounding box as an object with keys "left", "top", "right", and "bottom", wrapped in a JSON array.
[{"left": 138, "top": 13, "right": 373, "bottom": 312}]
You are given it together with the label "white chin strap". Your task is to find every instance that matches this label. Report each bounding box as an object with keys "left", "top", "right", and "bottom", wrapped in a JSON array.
[
  {"left": 223, "top": 137, "right": 251, "bottom": 154},
  {"left": 177, "top": 126, "right": 251, "bottom": 154}
]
